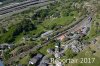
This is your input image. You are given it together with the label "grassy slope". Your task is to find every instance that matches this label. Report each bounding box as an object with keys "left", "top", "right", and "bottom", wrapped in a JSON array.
[
  {"left": 39, "top": 43, "right": 55, "bottom": 55},
  {"left": 42, "top": 10, "right": 78, "bottom": 27},
  {"left": 19, "top": 55, "right": 30, "bottom": 65},
  {"left": 67, "top": 49, "right": 100, "bottom": 66},
  {"left": 29, "top": 11, "right": 78, "bottom": 35}
]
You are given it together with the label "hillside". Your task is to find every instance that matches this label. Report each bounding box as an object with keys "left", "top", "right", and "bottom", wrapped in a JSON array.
[{"left": 0, "top": 0, "right": 99, "bottom": 66}]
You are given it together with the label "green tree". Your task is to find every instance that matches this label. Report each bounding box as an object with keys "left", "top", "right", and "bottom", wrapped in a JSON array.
[{"left": 0, "top": 18, "right": 36, "bottom": 43}]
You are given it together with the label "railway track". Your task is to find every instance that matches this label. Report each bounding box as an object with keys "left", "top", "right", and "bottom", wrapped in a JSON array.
[
  {"left": 0, "top": 0, "right": 38, "bottom": 11},
  {"left": 0, "top": 0, "right": 55, "bottom": 15}
]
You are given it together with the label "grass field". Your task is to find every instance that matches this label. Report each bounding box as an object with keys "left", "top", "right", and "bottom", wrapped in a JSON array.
[
  {"left": 43, "top": 16, "right": 74, "bottom": 26},
  {"left": 19, "top": 55, "right": 30, "bottom": 65},
  {"left": 87, "top": 13, "right": 100, "bottom": 39},
  {"left": 39, "top": 43, "right": 55, "bottom": 55},
  {"left": 29, "top": 15, "right": 76, "bottom": 37}
]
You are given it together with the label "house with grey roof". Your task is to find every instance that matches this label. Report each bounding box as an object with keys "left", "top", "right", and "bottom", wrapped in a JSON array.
[
  {"left": 71, "top": 44, "right": 79, "bottom": 53},
  {"left": 43, "top": 59, "right": 50, "bottom": 64},
  {"left": 70, "top": 33, "right": 80, "bottom": 40},
  {"left": 39, "top": 63, "right": 48, "bottom": 66},
  {"left": 81, "top": 27, "right": 90, "bottom": 35},
  {"left": 29, "top": 54, "right": 43, "bottom": 65},
  {"left": 29, "top": 57, "right": 38, "bottom": 65}
]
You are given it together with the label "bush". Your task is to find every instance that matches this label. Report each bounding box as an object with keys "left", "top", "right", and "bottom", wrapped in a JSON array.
[{"left": 0, "top": 18, "right": 36, "bottom": 43}]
